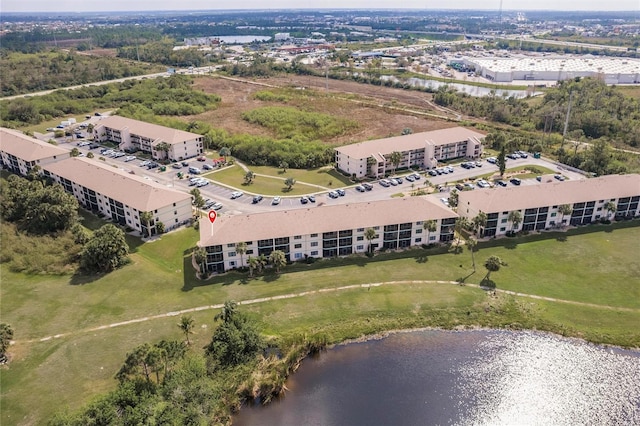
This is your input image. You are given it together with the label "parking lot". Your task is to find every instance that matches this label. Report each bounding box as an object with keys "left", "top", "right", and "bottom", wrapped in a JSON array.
[{"left": 45, "top": 129, "right": 587, "bottom": 217}]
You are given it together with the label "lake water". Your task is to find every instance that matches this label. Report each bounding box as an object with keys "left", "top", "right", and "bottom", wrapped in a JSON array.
[{"left": 234, "top": 330, "right": 640, "bottom": 426}]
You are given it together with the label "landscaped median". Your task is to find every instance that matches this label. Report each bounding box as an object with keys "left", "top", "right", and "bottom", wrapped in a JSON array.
[{"left": 1, "top": 222, "right": 639, "bottom": 424}]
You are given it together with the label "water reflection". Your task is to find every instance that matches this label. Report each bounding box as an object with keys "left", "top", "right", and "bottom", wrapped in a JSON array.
[{"left": 234, "top": 330, "right": 640, "bottom": 426}]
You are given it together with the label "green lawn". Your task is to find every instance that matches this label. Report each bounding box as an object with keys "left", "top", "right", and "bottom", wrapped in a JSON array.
[
  {"left": 243, "top": 164, "right": 353, "bottom": 187},
  {"left": 204, "top": 165, "right": 327, "bottom": 196},
  {"left": 2, "top": 221, "right": 640, "bottom": 424},
  {"left": 476, "top": 165, "right": 558, "bottom": 181}
]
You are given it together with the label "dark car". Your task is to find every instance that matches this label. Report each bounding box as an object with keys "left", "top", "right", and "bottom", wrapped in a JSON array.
[
  {"left": 510, "top": 178, "right": 522, "bottom": 185},
  {"left": 362, "top": 183, "right": 373, "bottom": 191},
  {"left": 308, "top": 195, "right": 316, "bottom": 203},
  {"left": 496, "top": 180, "right": 508, "bottom": 187},
  {"left": 252, "top": 195, "right": 263, "bottom": 204}
]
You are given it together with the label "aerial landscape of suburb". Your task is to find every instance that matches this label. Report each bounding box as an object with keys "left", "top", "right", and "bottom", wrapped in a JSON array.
[{"left": 1, "top": 0, "right": 639, "bottom": 424}]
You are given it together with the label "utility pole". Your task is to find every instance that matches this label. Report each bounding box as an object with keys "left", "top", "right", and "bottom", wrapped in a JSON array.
[{"left": 561, "top": 91, "right": 574, "bottom": 150}]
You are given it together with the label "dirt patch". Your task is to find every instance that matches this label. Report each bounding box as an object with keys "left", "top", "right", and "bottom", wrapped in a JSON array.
[{"left": 191, "top": 75, "right": 458, "bottom": 145}]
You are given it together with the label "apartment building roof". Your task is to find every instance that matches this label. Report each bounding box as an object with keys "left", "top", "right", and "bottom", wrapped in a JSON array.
[
  {"left": 199, "top": 196, "right": 457, "bottom": 247},
  {"left": 458, "top": 174, "right": 640, "bottom": 214},
  {"left": 335, "top": 127, "right": 485, "bottom": 160},
  {"left": 0, "top": 128, "right": 69, "bottom": 161},
  {"left": 43, "top": 157, "right": 191, "bottom": 212},
  {"left": 96, "top": 116, "right": 201, "bottom": 145}
]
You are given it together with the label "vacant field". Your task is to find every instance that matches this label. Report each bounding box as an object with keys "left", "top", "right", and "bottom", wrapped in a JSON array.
[
  {"left": 2, "top": 215, "right": 639, "bottom": 424},
  {"left": 190, "top": 75, "right": 457, "bottom": 145}
]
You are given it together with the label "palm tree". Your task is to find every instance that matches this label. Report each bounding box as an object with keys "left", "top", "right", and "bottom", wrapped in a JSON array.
[
  {"left": 219, "top": 146, "right": 231, "bottom": 163},
  {"left": 214, "top": 300, "right": 237, "bottom": 323},
  {"left": 244, "top": 170, "right": 255, "bottom": 185},
  {"left": 558, "top": 204, "right": 572, "bottom": 227},
  {"left": 423, "top": 220, "right": 437, "bottom": 244},
  {"left": 466, "top": 237, "right": 478, "bottom": 271},
  {"left": 248, "top": 256, "right": 259, "bottom": 277},
  {"left": 257, "top": 254, "right": 268, "bottom": 274},
  {"left": 177, "top": 315, "right": 195, "bottom": 345},
  {"left": 189, "top": 188, "right": 205, "bottom": 209},
  {"left": 454, "top": 217, "right": 469, "bottom": 251},
  {"left": 193, "top": 247, "right": 207, "bottom": 275},
  {"left": 279, "top": 161, "right": 289, "bottom": 172},
  {"left": 269, "top": 250, "right": 287, "bottom": 273},
  {"left": 604, "top": 201, "right": 617, "bottom": 222},
  {"left": 388, "top": 151, "right": 403, "bottom": 175},
  {"left": 483, "top": 255, "right": 506, "bottom": 282},
  {"left": 472, "top": 211, "right": 488, "bottom": 237},
  {"left": 367, "top": 156, "right": 378, "bottom": 177},
  {"left": 364, "top": 228, "right": 377, "bottom": 254},
  {"left": 140, "top": 211, "right": 154, "bottom": 237},
  {"left": 448, "top": 189, "right": 459, "bottom": 209},
  {"left": 507, "top": 210, "right": 522, "bottom": 234},
  {"left": 155, "top": 142, "right": 171, "bottom": 161},
  {"left": 284, "top": 177, "right": 296, "bottom": 191},
  {"left": 235, "top": 242, "right": 247, "bottom": 269}
]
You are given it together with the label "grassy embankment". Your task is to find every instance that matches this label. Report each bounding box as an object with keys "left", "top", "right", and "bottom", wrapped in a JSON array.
[{"left": 1, "top": 218, "right": 639, "bottom": 424}]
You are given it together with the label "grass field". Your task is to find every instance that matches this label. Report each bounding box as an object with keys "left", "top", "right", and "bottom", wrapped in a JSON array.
[
  {"left": 2, "top": 221, "right": 639, "bottom": 424},
  {"left": 204, "top": 164, "right": 332, "bottom": 195},
  {"left": 237, "top": 164, "right": 353, "bottom": 188}
]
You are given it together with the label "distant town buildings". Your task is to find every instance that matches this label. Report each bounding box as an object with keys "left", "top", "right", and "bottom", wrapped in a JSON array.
[
  {"left": 93, "top": 116, "right": 204, "bottom": 162},
  {"left": 334, "top": 127, "right": 485, "bottom": 178}
]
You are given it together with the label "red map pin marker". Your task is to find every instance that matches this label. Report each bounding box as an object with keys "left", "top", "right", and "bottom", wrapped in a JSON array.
[{"left": 208, "top": 210, "right": 217, "bottom": 224}]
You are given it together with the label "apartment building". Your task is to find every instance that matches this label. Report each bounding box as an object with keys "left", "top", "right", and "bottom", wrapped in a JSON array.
[
  {"left": 198, "top": 197, "right": 457, "bottom": 273},
  {"left": 335, "top": 127, "right": 484, "bottom": 179},
  {"left": 0, "top": 128, "right": 70, "bottom": 176},
  {"left": 43, "top": 157, "right": 193, "bottom": 236},
  {"left": 458, "top": 174, "right": 640, "bottom": 237},
  {"left": 93, "top": 116, "right": 204, "bottom": 162}
]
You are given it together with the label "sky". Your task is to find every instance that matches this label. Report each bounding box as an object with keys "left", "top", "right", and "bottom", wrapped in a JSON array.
[{"left": 1, "top": 0, "right": 639, "bottom": 13}]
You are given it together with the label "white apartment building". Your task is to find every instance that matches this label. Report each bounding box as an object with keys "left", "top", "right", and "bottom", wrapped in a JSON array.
[
  {"left": 43, "top": 157, "right": 193, "bottom": 236},
  {"left": 335, "top": 127, "right": 484, "bottom": 179},
  {"left": 198, "top": 197, "right": 457, "bottom": 273},
  {"left": 458, "top": 174, "right": 640, "bottom": 237},
  {"left": 93, "top": 116, "right": 204, "bottom": 162},
  {"left": 0, "top": 128, "right": 70, "bottom": 176}
]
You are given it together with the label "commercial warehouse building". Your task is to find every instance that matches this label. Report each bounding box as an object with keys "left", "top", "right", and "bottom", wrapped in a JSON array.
[
  {"left": 93, "top": 116, "right": 204, "bottom": 162},
  {"left": 458, "top": 174, "right": 640, "bottom": 237},
  {"left": 198, "top": 197, "right": 457, "bottom": 273},
  {"left": 463, "top": 56, "right": 640, "bottom": 84},
  {"left": 334, "top": 127, "right": 485, "bottom": 179},
  {"left": 43, "top": 157, "right": 193, "bottom": 236},
  {"left": 0, "top": 128, "right": 70, "bottom": 176}
]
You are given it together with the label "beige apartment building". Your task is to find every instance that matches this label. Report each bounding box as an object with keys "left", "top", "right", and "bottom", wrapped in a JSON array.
[
  {"left": 334, "top": 127, "right": 485, "bottom": 179},
  {"left": 93, "top": 116, "right": 204, "bottom": 162},
  {"left": 0, "top": 128, "right": 70, "bottom": 176}
]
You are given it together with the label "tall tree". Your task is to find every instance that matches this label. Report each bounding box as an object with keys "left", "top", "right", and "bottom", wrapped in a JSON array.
[
  {"left": 472, "top": 211, "right": 488, "bottom": 237},
  {"left": 604, "top": 201, "right": 617, "bottom": 221},
  {"left": 139, "top": 211, "right": 154, "bottom": 237},
  {"left": 80, "top": 224, "right": 130, "bottom": 272},
  {"left": 248, "top": 256, "right": 259, "bottom": 277},
  {"left": 483, "top": 255, "right": 506, "bottom": 282},
  {"left": 214, "top": 300, "right": 238, "bottom": 323},
  {"left": 284, "top": 177, "right": 296, "bottom": 191},
  {"left": 279, "top": 161, "right": 288, "bottom": 172},
  {"left": 364, "top": 228, "right": 377, "bottom": 254},
  {"left": 558, "top": 204, "right": 573, "bottom": 227},
  {"left": 388, "top": 151, "right": 403, "bottom": 175},
  {"left": 155, "top": 142, "right": 170, "bottom": 160},
  {"left": 219, "top": 146, "right": 231, "bottom": 162},
  {"left": 448, "top": 189, "right": 459, "bottom": 209},
  {"left": 244, "top": 170, "right": 255, "bottom": 184},
  {"left": 423, "top": 220, "right": 437, "bottom": 244},
  {"left": 193, "top": 247, "right": 207, "bottom": 275},
  {"left": 235, "top": 242, "right": 247, "bottom": 268},
  {"left": 497, "top": 145, "right": 507, "bottom": 177},
  {"left": 466, "top": 237, "right": 478, "bottom": 271},
  {"left": 177, "top": 315, "right": 195, "bottom": 346},
  {"left": 367, "top": 156, "right": 378, "bottom": 177},
  {"left": 269, "top": 250, "right": 287, "bottom": 273},
  {"left": 454, "top": 217, "right": 469, "bottom": 251},
  {"left": 507, "top": 210, "right": 523, "bottom": 233}
]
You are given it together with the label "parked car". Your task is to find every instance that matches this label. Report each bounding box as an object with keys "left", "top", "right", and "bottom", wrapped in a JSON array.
[
  {"left": 139, "top": 160, "right": 151, "bottom": 167},
  {"left": 336, "top": 189, "right": 346, "bottom": 196},
  {"left": 486, "top": 157, "right": 497, "bottom": 164},
  {"left": 362, "top": 182, "right": 374, "bottom": 190},
  {"left": 428, "top": 170, "right": 438, "bottom": 176},
  {"left": 252, "top": 195, "right": 264, "bottom": 204},
  {"left": 196, "top": 180, "right": 209, "bottom": 187},
  {"left": 554, "top": 174, "right": 565, "bottom": 181},
  {"left": 328, "top": 191, "right": 339, "bottom": 198},
  {"left": 197, "top": 156, "right": 206, "bottom": 162},
  {"left": 308, "top": 195, "right": 316, "bottom": 203},
  {"left": 181, "top": 161, "right": 189, "bottom": 167},
  {"left": 405, "top": 175, "right": 415, "bottom": 182},
  {"left": 124, "top": 156, "right": 137, "bottom": 162},
  {"left": 202, "top": 164, "right": 213, "bottom": 170},
  {"left": 536, "top": 176, "right": 542, "bottom": 182},
  {"left": 212, "top": 202, "right": 223, "bottom": 211},
  {"left": 147, "top": 162, "right": 159, "bottom": 169},
  {"left": 388, "top": 178, "right": 398, "bottom": 186},
  {"left": 172, "top": 163, "right": 182, "bottom": 169},
  {"left": 230, "top": 191, "right": 244, "bottom": 199},
  {"left": 445, "top": 167, "right": 453, "bottom": 174},
  {"left": 355, "top": 185, "right": 366, "bottom": 192},
  {"left": 272, "top": 196, "right": 281, "bottom": 205},
  {"left": 510, "top": 178, "right": 522, "bottom": 185},
  {"left": 379, "top": 179, "right": 391, "bottom": 187},
  {"left": 394, "top": 177, "right": 403, "bottom": 184},
  {"left": 496, "top": 180, "right": 508, "bottom": 187},
  {"left": 475, "top": 161, "right": 483, "bottom": 167},
  {"left": 300, "top": 196, "right": 309, "bottom": 204},
  {"left": 188, "top": 167, "right": 201, "bottom": 174},
  {"left": 113, "top": 152, "right": 126, "bottom": 158}
]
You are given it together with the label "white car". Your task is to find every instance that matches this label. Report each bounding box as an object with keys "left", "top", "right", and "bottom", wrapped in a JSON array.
[
  {"left": 230, "top": 191, "right": 243, "bottom": 199},
  {"left": 196, "top": 180, "right": 209, "bottom": 187},
  {"left": 124, "top": 156, "right": 137, "bottom": 162},
  {"left": 212, "top": 202, "right": 223, "bottom": 210},
  {"left": 139, "top": 160, "right": 151, "bottom": 167},
  {"left": 272, "top": 196, "right": 281, "bottom": 205}
]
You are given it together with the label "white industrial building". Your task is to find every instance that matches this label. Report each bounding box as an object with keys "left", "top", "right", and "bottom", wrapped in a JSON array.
[{"left": 462, "top": 56, "right": 640, "bottom": 84}]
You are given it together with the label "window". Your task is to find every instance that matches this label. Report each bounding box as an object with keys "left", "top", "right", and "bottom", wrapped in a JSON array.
[
  {"left": 357, "top": 228, "right": 365, "bottom": 232},
  {"left": 415, "top": 238, "right": 422, "bottom": 243},
  {"left": 310, "top": 251, "right": 318, "bottom": 256},
  {"left": 499, "top": 227, "right": 506, "bottom": 232},
  {"left": 357, "top": 245, "right": 364, "bottom": 250},
  {"left": 311, "top": 242, "right": 318, "bottom": 247},
  {"left": 294, "top": 244, "right": 302, "bottom": 249},
  {"left": 294, "top": 235, "right": 302, "bottom": 240},
  {"left": 229, "top": 261, "right": 236, "bottom": 267},
  {"left": 227, "top": 243, "right": 235, "bottom": 248},
  {"left": 373, "top": 226, "right": 380, "bottom": 230},
  {"left": 502, "top": 211, "right": 509, "bottom": 215},
  {"left": 550, "top": 213, "right": 557, "bottom": 217},
  {"left": 173, "top": 203, "right": 176, "bottom": 206},
  {"left": 294, "top": 253, "right": 302, "bottom": 259},
  {"left": 416, "top": 229, "right": 422, "bottom": 234},
  {"left": 126, "top": 212, "right": 130, "bottom": 216},
  {"left": 429, "top": 236, "right": 436, "bottom": 241},
  {"left": 229, "top": 252, "right": 236, "bottom": 257},
  {"left": 246, "top": 249, "right": 254, "bottom": 255},
  {"left": 501, "top": 219, "right": 507, "bottom": 223},
  {"left": 416, "top": 221, "right": 423, "bottom": 225},
  {"left": 310, "top": 233, "right": 318, "bottom": 238},
  {"left": 174, "top": 211, "right": 177, "bottom": 215},
  {"left": 357, "top": 236, "right": 364, "bottom": 241}
]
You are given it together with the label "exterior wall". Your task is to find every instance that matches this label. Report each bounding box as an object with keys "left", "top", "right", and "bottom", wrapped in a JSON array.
[
  {"left": 459, "top": 196, "right": 640, "bottom": 237},
  {"left": 0, "top": 151, "right": 69, "bottom": 176},
  {"left": 44, "top": 171, "right": 193, "bottom": 235},
  {"left": 203, "top": 219, "right": 450, "bottom": 273},
  {"left": 165, "top": 139, "right": 204, "bottom": 162}
]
